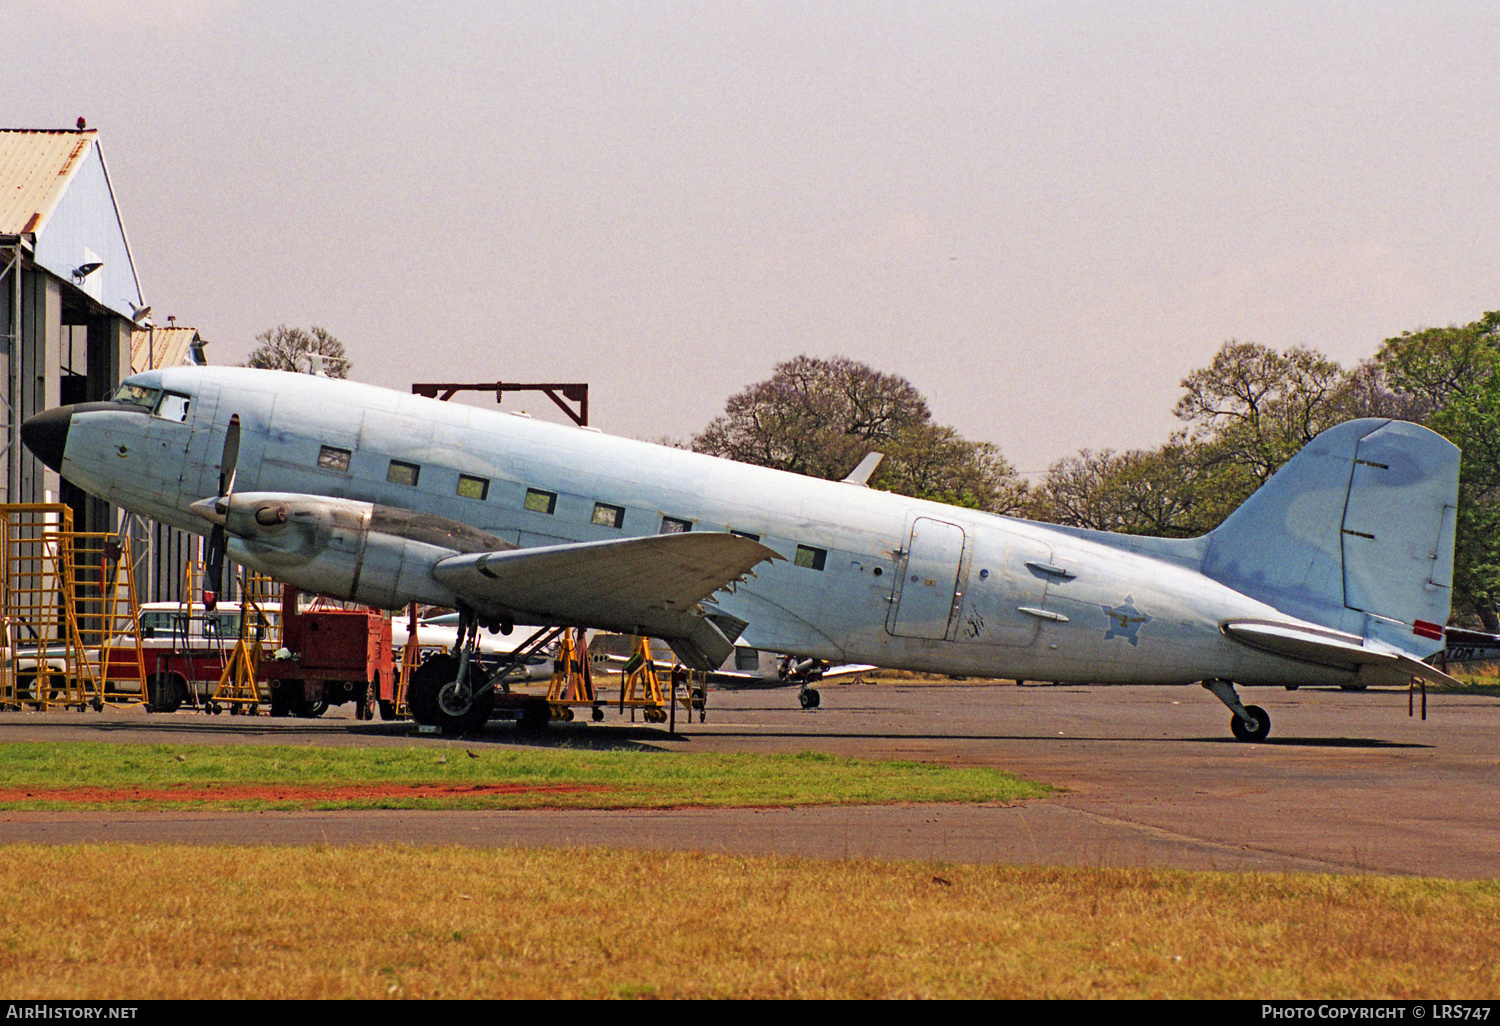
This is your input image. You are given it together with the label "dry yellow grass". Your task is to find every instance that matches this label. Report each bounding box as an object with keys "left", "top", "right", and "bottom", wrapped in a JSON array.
[{"left": 0, "top": 844, "right": 1496, "bottom": 998}]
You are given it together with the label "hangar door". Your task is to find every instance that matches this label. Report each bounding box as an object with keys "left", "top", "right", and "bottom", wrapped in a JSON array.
[{"left": 888, "top": 517, "right": 966, "bottom": 640}]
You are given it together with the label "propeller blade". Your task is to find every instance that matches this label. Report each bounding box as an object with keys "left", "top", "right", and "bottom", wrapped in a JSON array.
[
  {"left": 218, "top": 414, "right": 240, "bottom": 498},
  {"left": 204, "top": 526, "right": 225, "bottom": 611},
  {"left": 205, "top": 414, "right": 240, "bottom": 611}
]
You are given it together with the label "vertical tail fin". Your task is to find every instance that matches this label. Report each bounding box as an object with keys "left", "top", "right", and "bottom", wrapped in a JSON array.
[{"left": 1201, "top": 418, "right": 1459, "bottom": 656}]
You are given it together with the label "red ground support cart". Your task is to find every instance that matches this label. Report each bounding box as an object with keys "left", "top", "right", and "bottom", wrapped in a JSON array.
[{"left": 263, "top": 588, "right": 395, "bottom": 719}]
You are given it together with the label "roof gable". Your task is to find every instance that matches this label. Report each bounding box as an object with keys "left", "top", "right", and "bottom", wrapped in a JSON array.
[
  {"left": 0, "top": 129, "right": 94, "bottom": 235},
  {"left": 0, "top": 129, "right": 144, "bottom": 318}
]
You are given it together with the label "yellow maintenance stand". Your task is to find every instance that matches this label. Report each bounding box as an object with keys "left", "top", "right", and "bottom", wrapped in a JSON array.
[
  {"left": 65, "top": 531, "right": 148, "bottom": 707},
  {"left": 394, "top": 602, "right": 424, "bottom": 719},
  {"left": 615, "top": 635, "right": 707, "bottom": 724},
  {"left": 206, "top": 571, "right": 276, "bottom": 715},
  {"left": 0, "top": 504, "right": 146, "bottom": 712},
  {"left": 546, "top": 627, "right": 603, "bottom": 722}
]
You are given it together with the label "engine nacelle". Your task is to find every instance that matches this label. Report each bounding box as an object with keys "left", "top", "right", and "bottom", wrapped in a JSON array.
[{"left": 193, "top": 491, "right": 513, "bottom": 610}]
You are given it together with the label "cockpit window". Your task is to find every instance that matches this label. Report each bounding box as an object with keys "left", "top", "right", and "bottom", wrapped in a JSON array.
[
  {"left": 112, "top": 383, "right": 161, "bottom": 409},
  {"left": 155, "top": 392, "right": 191, "bottom": 422}
]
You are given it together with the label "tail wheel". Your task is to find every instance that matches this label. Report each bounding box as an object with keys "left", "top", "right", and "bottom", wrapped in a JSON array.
[{"left": 1230, "top": 704, "right": 1271, "bottom": 743}]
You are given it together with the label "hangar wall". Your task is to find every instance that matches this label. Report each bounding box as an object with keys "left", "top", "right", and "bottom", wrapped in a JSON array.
[{"left": 1, "top": 126, "right": 188, "bottom": 601}]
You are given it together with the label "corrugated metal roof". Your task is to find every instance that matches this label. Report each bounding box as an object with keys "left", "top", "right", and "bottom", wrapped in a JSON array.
[
  {"left": 0, "top": 129, "right": 96, "bottom": 236},
  {"left": 130, "top": 326, "right": 202, "bottom": 373}
]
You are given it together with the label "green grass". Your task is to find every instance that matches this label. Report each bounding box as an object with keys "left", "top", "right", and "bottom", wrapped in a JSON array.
[
  {"left": 1432, "top": 675, "right": 1500, "bottom": 696},
  {"left": 0, "top": 742, "right": 1049, "bottom": 811}
]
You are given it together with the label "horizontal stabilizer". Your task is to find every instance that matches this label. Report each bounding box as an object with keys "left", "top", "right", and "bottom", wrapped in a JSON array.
[
  {"left": 433, "top": 533, "right": 780, "bottom": 665},
  {"left": 1222, "top": 619, "right": 1397, "bottom": 671},
  {"left": 1222, "top": 618, "right": 1463, "bottom": 686}
]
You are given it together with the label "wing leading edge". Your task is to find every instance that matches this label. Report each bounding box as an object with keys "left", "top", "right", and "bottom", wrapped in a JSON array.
[{"left": 432, "top": 532, "right": 782, "bottom": 670}]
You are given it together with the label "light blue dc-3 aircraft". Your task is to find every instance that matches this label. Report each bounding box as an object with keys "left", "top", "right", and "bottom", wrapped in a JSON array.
[{"left": 23, "top": 366, "right": 1461, "bottom": 740}]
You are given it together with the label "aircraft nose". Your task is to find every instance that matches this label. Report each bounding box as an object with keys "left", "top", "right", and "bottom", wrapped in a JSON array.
[{"left": 21, "top": 406, "right": 73, "bottom": 473}]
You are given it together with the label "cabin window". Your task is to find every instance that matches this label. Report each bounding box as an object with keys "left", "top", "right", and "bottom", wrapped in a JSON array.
[
  {"left": 731, "top": 529, "right": 761, "bottom": 542},
  {"left": 387, "top": 460, "right": 421, "bottom": 487},
  {"left": 155, "top": 392, "right": 191, "bottom": 422},
  {"left": 457, "top": 474, "right": 489, "bottom": 500},
  {"left": 113, "top": 383, "right": 159, "bottom": 409},
  {"left": 592, "top": 502, "right": 625, "bottom": 528},
  {"left": 524, "top": 488, "right": 557, "bottom": 515},
  {"left": 317, "top": 446, "right": 351, "bottom": 472},
  {"left": 660, "top": 516, "right": 693, "bottom": 534},
  {"left": 795, "top": 545, "right": 827, "bottom": 571}
]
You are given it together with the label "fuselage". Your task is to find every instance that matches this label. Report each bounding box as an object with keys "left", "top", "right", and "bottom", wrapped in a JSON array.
[{"left": 37, "top": 366, "right": 1393, "bottom": 690}]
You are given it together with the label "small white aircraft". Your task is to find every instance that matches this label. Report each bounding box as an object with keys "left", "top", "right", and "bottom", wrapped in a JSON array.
[
  {"left": 23, "top": 366, "right": 1461, "bottom": 739},
  {"left": 588, "top": 633, "right": 876, "bottom": 706},
  {"left": 391, "top": 614, "right": 554, "bottom": 684}
]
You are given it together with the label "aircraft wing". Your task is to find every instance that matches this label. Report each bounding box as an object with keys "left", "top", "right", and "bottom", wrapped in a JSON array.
[
  {"left": 1221, "top": 619, "right": 1462, "bottom": 687},
  {"left": 432, "top": 533, "right": 781, "bottom": 670}
]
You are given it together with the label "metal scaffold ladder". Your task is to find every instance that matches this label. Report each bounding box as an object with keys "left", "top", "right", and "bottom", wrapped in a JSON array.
[
  {"left": 66, "top": 531, "right": 148, "bottom": 707},
  {"left": 207, "top": 570, "right": 273, "bottom": 715},
  {"left": 614, "top": 635, "right": 707, "bottom": 726},
  {"left": 0, "top": 504, "right": 95, "bottom": 711}
]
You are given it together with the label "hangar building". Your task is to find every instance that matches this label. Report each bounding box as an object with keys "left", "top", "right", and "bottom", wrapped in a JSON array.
[
  {"left": 1, "top": 125, "right": 217, "bottom": 604},
  {"left": 0, "top": 126, "right": 142, "bottom": 536}
]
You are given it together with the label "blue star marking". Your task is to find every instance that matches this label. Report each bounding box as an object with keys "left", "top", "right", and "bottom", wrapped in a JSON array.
[{"left": 1101, "top": 594, "right": 1153, "bottom": 647}]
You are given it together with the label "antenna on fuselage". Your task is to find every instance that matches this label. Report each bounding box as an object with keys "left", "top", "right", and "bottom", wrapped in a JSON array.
[{"left": 841, "top": 452, "right": 884, "bottom": 487}]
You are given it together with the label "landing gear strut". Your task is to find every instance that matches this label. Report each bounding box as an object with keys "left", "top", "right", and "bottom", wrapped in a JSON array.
[
  {"left": 783, "top": 655, "right": 824, "bottom": 710},
  {"left": 406, "top": 617, "right": 565, "bottom": 735},
  {"left": 406, "top": 607, "right": 494, "bottom": 735},
  {"left": 1202, "top": 679, "right": 1271, "bottom": 742}
]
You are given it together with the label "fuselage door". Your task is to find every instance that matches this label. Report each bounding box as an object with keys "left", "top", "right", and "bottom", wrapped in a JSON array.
[{"left": 888, "top": 517, "right": 966, "bottom": 640}]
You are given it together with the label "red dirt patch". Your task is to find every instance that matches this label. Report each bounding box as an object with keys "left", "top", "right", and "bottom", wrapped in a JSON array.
[{"left": 0, "top": 783, "right": 607, "bottom": 804}]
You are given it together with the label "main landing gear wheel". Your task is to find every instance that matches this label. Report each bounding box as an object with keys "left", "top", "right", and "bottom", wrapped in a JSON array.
[
  {"left": 408, "top": 653, "right": 493, "bottom": 735},
  {"left": 1230, "top": 704, "right": 1271, "bottom": 743},
  {"left": 799, "top": 688, "right": 821, "bottom": 709}
]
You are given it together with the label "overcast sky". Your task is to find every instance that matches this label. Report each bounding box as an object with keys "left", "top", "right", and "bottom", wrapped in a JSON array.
[{"left": 13, "top": 1, "right": 1499, "bottom": 473}]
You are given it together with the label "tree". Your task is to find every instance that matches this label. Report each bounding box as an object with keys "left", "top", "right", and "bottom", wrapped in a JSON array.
[
  {"left": 1025, "top": 442, "right": 1240, "bottom": 537},
  {"left": 1030, "top": 340, "right": 1414, "bottom": 539},
  {"left": 881, "top": 425, "right": 1031, "bottom": 516},
  {"left": 1173, "top": 341, "right": 1348, "bottom": 485},
  {"left": 245, "top": 325, "right": 350, "bottom": 378},
  {"left": 692, "top": 355, "right": 1027, "bottom": 514},
  {"left": 1373, "top": 311, "right": 1500, "bottom": 411}
]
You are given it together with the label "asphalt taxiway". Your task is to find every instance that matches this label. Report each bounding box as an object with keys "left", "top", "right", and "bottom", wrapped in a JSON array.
[{"left": 2, "top": 682, "right": 1496, "bottom": 878}]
